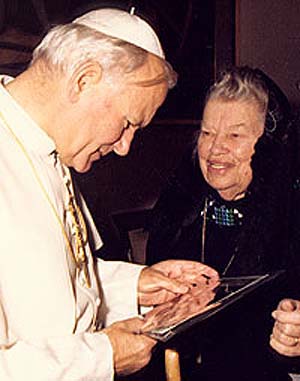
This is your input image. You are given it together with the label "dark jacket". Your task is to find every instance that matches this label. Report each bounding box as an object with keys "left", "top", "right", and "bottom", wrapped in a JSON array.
[
  {"left": 145, "top": 132, "right": 294, "bottom": 380},
  {"left": 146, "top": 133, "right": 291, "bottom": 276}
]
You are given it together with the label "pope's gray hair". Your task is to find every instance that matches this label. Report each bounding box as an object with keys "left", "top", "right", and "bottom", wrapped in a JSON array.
[
  {"left": 206, "top": 66, "right": 269, "bottom": 118},
  {"left": 31, "top": 23, "right": 177, "bottom": 88}
]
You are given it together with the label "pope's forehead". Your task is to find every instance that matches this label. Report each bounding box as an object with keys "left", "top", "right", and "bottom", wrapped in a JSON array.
[{"left": 127, "top": 54, "right": 166, "bottom": 81}]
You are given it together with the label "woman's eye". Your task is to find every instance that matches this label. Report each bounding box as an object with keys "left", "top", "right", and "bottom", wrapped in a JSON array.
[
  {"left": 230, "top": 133, "right": 240, "bottom": 138},
  {"left": 201, "top": 130, "right": 211, "bottom": 136}
]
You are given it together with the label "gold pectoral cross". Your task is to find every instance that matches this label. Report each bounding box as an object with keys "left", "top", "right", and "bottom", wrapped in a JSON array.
[{"left": 67, "top": 180, "right": 91, "bottom": 288}]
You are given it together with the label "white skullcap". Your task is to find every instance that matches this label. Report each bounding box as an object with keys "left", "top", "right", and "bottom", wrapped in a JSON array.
[{"left": 73, "top": 7, "right": 165, "bottom": 59}]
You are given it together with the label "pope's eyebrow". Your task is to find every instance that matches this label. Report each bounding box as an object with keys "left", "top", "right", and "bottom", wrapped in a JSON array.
[
  {"left": 124, "top": 120, "right": 131, "bottom": 129},
  {"left": 126, "top": 119, "right": 147, "bottom": 133}
]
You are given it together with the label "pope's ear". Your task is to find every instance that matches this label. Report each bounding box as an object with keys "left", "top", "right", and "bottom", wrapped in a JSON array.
[{"left": 68, "top": 60, "right": 103, "bottom": 102}]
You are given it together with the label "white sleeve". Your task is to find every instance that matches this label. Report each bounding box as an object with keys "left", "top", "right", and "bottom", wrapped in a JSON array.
[
  {"left": 0, "top": 228, "right": 116, "bottom": 381},
  {"left": 0, "top": 332, "right": 114, "bottom": 381},
  {"left": 96, "top": 259, "right": 146, "bottom": 326}
]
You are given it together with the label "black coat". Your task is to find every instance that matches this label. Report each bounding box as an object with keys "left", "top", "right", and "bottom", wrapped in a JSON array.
[
  {"left": 145, "top": 133, "right": 295, "bottom": 380},
  {"left": 146, "top": 134, "right": 291, "bottom": 275}
]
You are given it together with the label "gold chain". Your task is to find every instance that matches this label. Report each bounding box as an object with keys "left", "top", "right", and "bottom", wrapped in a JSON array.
[{"left": 0, "top": 112, "right": 91, "bottom": 287}]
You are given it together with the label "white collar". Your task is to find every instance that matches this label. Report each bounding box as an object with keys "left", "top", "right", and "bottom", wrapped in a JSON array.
[{"left": 0, "top": 75, "right": 56, "bottom": 157}]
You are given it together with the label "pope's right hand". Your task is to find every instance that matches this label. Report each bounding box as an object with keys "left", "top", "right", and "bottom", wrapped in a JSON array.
[{"left": 103, "top": 317, "right": 156, "bottom": 376}]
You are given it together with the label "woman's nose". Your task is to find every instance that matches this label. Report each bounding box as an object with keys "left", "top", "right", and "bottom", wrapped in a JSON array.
[{"left": 210, "top": 134, "right": 228, "bottom": 154}]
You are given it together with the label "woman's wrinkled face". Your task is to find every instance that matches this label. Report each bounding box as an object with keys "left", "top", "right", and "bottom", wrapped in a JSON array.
[{"left": 198, "top": 98, "right": 264, "bottom": 201}]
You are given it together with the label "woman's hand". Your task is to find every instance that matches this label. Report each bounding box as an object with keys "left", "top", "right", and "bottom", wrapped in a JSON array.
[
  {"left": 270, "top": 298, "right": 300, "bottom": 357},
  {"left": 141, "top": 281, "right": 217, "bottom": 332},
  {"left": 138, "top": 260, "right": 219, "bottom": 306}
]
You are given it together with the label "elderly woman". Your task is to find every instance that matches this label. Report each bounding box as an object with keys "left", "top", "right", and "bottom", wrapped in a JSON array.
[
  {"left": 146, "top": 66, "right": 292, "bottom": 276},
  {"left": 146, "top": 66, "right": 295, "bottom": 380}
]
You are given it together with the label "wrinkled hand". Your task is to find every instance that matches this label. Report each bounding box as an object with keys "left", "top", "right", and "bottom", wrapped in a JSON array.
[
  {"left": 138, "top": 260, "right": 219, "bottom": 306},
  {"left": 103, "top": 317, "right": 156, "bottom": 376},
  {"left": 270, "top": 298, "right": 300, "bottom": 357},
  {"left": 141, "top": 280, "right": 217, "bottom": 332}
]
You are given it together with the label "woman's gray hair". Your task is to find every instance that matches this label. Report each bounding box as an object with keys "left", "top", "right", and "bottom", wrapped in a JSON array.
[
  {"left": 31, "top": 23, "right": 177, "bottom": 88},
  {"left": 206, "top": 66, "right": 269, "bottom": 117}
]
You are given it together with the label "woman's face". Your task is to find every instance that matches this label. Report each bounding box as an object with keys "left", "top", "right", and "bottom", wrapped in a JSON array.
[{"left": 198, "top": 98, "right": 264, "bottom": 201}]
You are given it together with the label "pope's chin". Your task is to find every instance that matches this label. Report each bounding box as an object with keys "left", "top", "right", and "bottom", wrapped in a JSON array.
[
  {"left": 73, "top": 152, "right": 102, "bottom": 173},
  {"left": 71, "top": 158, "right": 94, "bottom": 173},
  {"left": 76, "top": 164, "right": 92, "bottom": 173}
]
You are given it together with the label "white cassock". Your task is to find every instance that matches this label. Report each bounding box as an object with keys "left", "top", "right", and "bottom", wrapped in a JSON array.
[{"left": 0, "top": 76, "right": 144, "bottom": 381}]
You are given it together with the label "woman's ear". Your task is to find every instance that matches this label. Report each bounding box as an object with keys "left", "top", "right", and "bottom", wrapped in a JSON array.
[{"left": 67, "top": 60, "right": 103, "bottom": 102}]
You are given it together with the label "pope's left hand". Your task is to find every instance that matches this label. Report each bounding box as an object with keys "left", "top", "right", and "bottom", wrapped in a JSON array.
[{"left": 138, "top": 260, "right": 219, "bottom": 306}]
